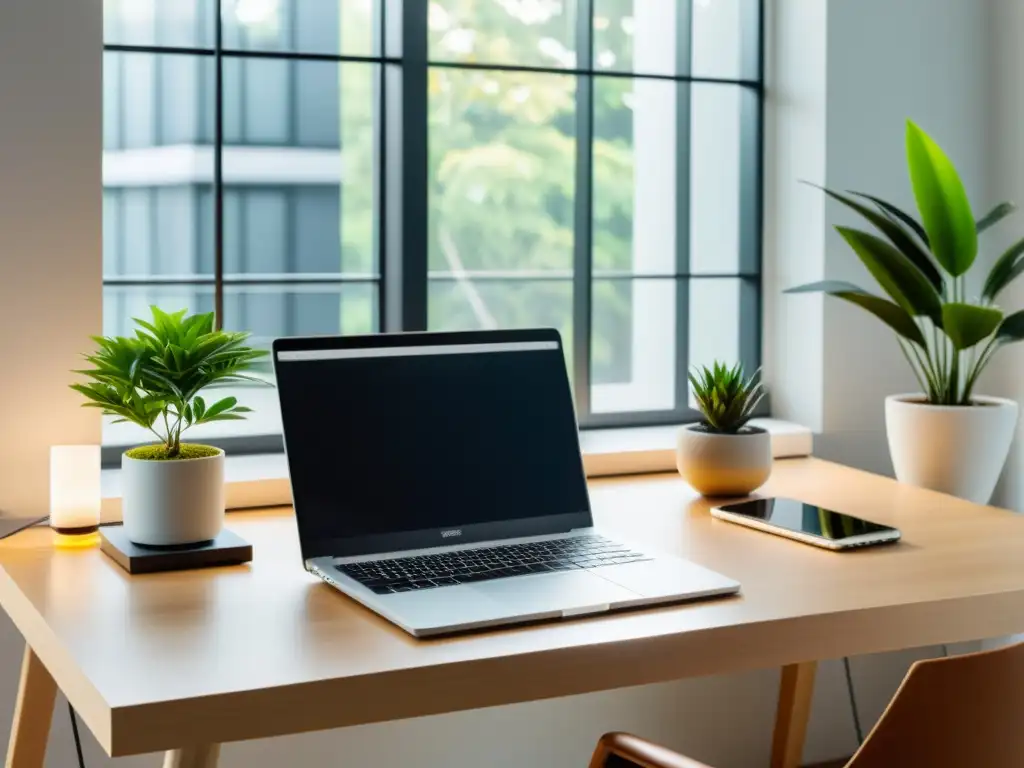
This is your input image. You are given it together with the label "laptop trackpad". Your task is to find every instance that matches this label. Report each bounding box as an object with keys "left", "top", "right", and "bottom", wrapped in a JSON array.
[
  {"left": 473, "top": 570, "right": 636, "bottom": 615},
  {"left": 591, "top": 559, "right": 740, "bottom": 602}
]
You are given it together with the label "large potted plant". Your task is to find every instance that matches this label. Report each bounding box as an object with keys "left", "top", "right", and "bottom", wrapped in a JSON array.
[
  {"left": 788, "top": 120, "right": 1024, "bottom": 504},
  {"left": 72, "top": 307, "right": 266, "bottom": 546},
  {"left": 676, "top": 362, "right": 770, "bottom": 497}
]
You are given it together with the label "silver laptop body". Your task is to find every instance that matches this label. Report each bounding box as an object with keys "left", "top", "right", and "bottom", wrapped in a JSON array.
[{"left": 274, "top": 329, "right": 740, "bottom": 638}]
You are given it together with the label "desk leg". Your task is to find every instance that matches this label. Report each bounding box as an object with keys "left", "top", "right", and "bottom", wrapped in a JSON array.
[
  {"left": 6, "top": 645, "right": 57, "bottom": 768},
  {"left": 163, "top": 745, "right": 220, "bottom": 768},
  {"left": 770, "top": 661, "right": 817, "bottom": 768}
]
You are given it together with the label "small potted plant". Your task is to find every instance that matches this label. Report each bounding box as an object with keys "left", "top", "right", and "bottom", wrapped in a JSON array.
[
  {"left": 676, "top": 361, "right": 770, "bottom": 497},
  {"left": 72, "top": 307, "right": 267, "bottom": 546}
]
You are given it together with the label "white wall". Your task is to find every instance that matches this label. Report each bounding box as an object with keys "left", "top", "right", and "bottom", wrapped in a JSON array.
[
  {"left": 0, "top": 0, "right": 103, "bottom": 516},
  {"left": 816, "top": 0, "right": 993, "bottom": 476},
  {"left": 0, "top": 1, "right": 997, "bottom": 767},
  {"left": 986, "top": 0, "right": 1024, "bottom": 511},
  {"left": 764, "top": 0, "right": 994, "bottom": 476}
]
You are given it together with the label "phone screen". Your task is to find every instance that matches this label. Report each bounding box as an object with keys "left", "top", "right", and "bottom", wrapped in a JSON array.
[{"left": 716, "top": 498, "right": 898, "bottom": 541}]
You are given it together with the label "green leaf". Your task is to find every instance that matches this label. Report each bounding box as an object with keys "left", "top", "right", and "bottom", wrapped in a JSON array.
[
  {"left": 997, "top": 310, "right": 1024, "bottom": 342},
  {"left": 787, "top": 280, "right": 926, "bottom": 346},
  {"left": 941, "top": 303, "right": 1003, "bottom": 350},
  {"left": 977, "top": 201, "right": 1015, "bottom": 234},
  {"left": 812, "top": 185, "right": 942, "bottom": 291},
  {"left": 849, "top": 191, "right": 930, "bottom": 247},
  {"left": 202, "top": 396, "right": 238, "bottom": 420},
  {"left": 905, "top": 120, "right": 977, "bottom": 276},
  {"left": 70, "top": 307, "right": 263, "bottom": 436},
  {"left": 835, "top": 227, "right": 942, "bottom": 324},
  {"left": 687, "top": 360, "right": 763, "bottom": 433},
  {"left": 982, "top": 235, "right": 1024, "bottom": 302}
]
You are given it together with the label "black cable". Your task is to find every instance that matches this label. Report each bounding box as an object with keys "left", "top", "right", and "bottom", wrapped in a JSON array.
[
  {"left": 0, "top": 515, "right": 49, "bottom": 540},
  {"left": 842, "top": 656, "right": 865, "bottom": 745},
  {"left": 68, "top": 702, "right": 86, "bottom": 768},
  {"left": 941, "top": 643, "right": 950, "bottom": 657}
]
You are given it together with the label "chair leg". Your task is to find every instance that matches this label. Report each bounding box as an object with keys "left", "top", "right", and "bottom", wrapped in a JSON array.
[{"left": 771, "top": 661, "right": 818, "bottom": 768}]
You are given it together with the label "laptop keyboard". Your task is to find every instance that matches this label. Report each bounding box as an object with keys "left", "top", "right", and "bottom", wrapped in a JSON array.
[{"left": 337, "top": 535, "right": 651, "bottom": 595}]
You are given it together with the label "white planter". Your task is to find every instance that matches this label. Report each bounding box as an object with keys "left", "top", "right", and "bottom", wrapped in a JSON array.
[
  {"left": 122, "top": 448, "right": 225, "bottom": 546},
  {"left": 676, "top": 425, "right": 772, "bottom": 497},
  {"left": 885, "top": 394, "right": 1018, "bottom": 505}
]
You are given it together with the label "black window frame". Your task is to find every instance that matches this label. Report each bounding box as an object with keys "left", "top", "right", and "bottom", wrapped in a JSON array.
[{"left": 101, "top": 0, "right": 766, "bottom": 464}]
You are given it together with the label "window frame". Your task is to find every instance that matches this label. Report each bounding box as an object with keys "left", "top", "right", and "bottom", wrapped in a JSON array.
[{"left": 101, "top": 0, "right": 767, "bottom": 466}]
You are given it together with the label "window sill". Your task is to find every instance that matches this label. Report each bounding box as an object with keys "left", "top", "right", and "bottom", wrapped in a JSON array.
[{"left": 99, "top": 419, "right": 812, "bottom": 521}]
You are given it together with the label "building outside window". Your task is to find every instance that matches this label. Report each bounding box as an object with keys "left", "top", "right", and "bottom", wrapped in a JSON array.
[{"left": 102, "top": 0, "right": 763, "bottom": 459}]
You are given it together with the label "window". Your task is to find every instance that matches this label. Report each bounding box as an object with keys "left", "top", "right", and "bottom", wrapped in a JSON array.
[{"left": 102, "top": 0, "right": 763, "bottom": 458}]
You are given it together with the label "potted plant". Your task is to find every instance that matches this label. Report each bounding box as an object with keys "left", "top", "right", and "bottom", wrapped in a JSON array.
[
  {"left": 676, "top": 361, "right": 770, "bottom": 497},
  {"left": 787, "top": 120, "right": 1024, "bottom": 504},
  {"left": 72, "top": 307, "right": 267, "bottom": 546}
]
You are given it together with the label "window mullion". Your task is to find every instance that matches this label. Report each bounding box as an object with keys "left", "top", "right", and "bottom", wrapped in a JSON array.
[
  {"left": 213, "top": 0, "right": 225, "bottom": 329},
  {"left": 674, "top": 0, "right": 694, "bottom": 412},
  {"left": 383, "top": 0, "right": 428, "bottom": 332},
  {"left": 572, "top": 0, "right": 595, "bottom": 422}
]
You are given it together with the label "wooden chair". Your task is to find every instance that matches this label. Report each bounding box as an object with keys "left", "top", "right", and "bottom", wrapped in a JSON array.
[{"left": 588, "top": 641, "right": 1024, "bottom": 768}]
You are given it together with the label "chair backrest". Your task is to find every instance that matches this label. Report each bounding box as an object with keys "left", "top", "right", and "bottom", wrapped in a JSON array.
[{"left": 846, "top": 640, "right": 1024, "bottom": 768}]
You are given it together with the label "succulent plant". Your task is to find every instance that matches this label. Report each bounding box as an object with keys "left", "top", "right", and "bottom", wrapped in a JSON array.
[{"left": 689, "top": 361, "right": 764, "bottom": 434}]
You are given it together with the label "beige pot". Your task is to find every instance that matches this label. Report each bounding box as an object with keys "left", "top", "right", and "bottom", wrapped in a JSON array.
[{"left": 676, "top": 425, "right": 772, "bottom": 497}]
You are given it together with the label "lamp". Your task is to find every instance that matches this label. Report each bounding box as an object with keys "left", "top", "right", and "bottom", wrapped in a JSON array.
[{"left": 50, "top": 446, "right": 101, "bottom": 543}]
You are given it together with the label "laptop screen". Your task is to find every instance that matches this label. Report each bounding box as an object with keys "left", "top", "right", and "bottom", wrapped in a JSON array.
[{"left": 274, "top": 331, "right": 593, "bottom": 560}]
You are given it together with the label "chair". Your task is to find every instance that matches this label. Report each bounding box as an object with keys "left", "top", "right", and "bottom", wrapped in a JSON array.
[{"left": 588, "top": 641, "right": 1024, "bottom": 768}]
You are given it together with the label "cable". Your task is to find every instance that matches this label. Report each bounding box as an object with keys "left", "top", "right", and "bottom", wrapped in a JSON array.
[
  {"left": 842, "top": 656, "right": 865, "bottom": 745},
  {"left": 0, "top": 515, "right": 49, "bottom": 540},
  {"left": 844, "top": 646, "right": 948, "bottom": 752},
  {"left": 68, "top": 702, "right": 86, "bottom": 768}
]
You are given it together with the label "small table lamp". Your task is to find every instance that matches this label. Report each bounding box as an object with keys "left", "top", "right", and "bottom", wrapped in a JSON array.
[{"left": 50, "top": 445, "right": 101, "bottom": 544}]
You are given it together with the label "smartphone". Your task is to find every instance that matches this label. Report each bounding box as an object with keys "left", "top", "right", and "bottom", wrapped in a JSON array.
[{"left": 710, "top": 497, "right": 901, "bottom": 550}]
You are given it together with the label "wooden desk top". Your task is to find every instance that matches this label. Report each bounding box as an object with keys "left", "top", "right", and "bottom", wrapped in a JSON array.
[{"left": 3, "top": 458, "right": 1024, "bottom": 756}]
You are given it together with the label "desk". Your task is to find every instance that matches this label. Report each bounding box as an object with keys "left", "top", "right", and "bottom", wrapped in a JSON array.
[{"left": 3, "top": 458, "right": 1024, "bottom": 768}]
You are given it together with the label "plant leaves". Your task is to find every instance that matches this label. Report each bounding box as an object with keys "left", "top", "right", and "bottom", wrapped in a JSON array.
[
  {"left": 201, "top": 396, "right": 238, "bottom": 421},
  {"left": 982, "top": 235, "right": 1024, "bottom": 302},
  {"left": 849, "top": 191, "right": 930, "bottom": 247},
  {"left": 977, "top": 201, "right": 1016, "bottom": 234},
  {"left": 997, "top": 310, "right": 1024, "bottom": 342},
  {"left": 905, "top": 120, "right": 977, "bottom": 276},
  {"left": 941, "top": 303, "right": 1003, "bottom": 350},
  {"left": 69, "top": 306, "right": 264, "bottom": 446},
  {"left": 835, "top": 227, "right": 943, "bottom": 324},
  {"left": 688, "top": 361, "right": 763, "bottom": 433},
  {"left": 786, "top": 280, "right": 926, "bottom": 346},
  {"left": 810, "top": 184, "right": 942, "bottom": 291}
]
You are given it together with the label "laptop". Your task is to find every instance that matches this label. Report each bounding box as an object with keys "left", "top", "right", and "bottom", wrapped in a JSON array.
[{"left": 273, "top": 329, "right": 740, "bottom": 637}]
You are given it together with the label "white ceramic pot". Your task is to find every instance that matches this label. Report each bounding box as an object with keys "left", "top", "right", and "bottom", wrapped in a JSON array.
[
  {"left": 122, "top": 448, "right": 225, "bottom": 546},
  {"left": 676, "top": 425, "right": 772, "bottom": 497},
  {"left": 885, "top": 394, "right": 1018, "bottom": 505}
]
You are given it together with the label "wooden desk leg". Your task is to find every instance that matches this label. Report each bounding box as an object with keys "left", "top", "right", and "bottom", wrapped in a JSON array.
[
  {"left": 6, "top": 645, "right": 57, "bottom": 768},
  {"left": 163, "top": 745, "right": 221, "bottom": 768},
  {"left": 770, "top": 661, "right": 817, "bottom": 768}
]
